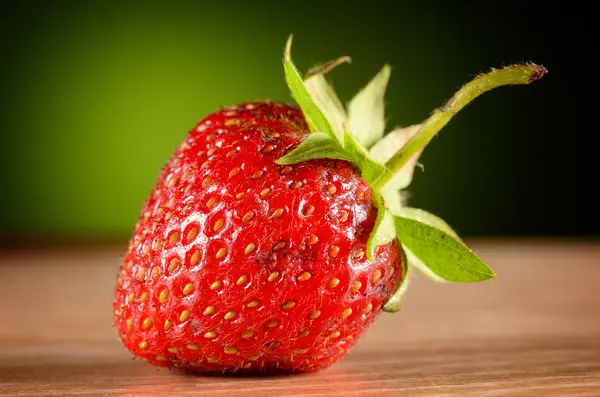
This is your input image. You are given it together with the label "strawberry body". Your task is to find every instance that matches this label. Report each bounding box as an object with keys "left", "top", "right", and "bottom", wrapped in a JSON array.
[{"left": 113, "top": 102, "right": 403, "bottom": 373}]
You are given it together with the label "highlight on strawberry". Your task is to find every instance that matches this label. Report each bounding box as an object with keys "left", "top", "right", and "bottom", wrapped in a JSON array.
[{"left": 112, "top": 35, "right": 546, "bottom": 374}]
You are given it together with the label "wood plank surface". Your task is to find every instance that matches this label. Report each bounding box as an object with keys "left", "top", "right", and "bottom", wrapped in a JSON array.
[{"left": 1, "top": 240, "right": 599, "bottom": 396}]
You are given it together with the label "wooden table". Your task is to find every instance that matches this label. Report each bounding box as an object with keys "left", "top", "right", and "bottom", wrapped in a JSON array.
[{"left": 1, "top": 240, "right": 599, "bottom": 396}]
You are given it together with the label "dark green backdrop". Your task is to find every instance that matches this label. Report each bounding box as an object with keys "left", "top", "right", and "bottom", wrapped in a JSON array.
[{"left": 0, "top": 1, "right": 594, "bottom": 245}]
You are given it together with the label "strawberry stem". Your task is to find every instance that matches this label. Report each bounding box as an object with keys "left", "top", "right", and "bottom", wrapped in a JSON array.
[{"left": 371, "top": 63, "right": 547, "bottom": 191}]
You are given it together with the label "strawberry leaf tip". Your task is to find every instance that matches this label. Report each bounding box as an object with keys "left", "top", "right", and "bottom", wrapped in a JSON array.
[
  {"left": 303, "top": 71, "right": 347, "bottom": 143},
  {"left": 283, "top": 35, "right": 342, "bottom": 143},
  {"left": 394, "top": 216, "right": 495, "bottom": 283},
  {"left": 347, "top": 64, "right": 391, "bottom": 148},
  {"left": 280, "top": 34, "right": 545, "bottom": 306}
]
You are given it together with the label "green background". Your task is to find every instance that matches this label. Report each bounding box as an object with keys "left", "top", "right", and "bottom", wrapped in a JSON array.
[{"left": 0, "top": 1, "right": 592, "bottom": 246}]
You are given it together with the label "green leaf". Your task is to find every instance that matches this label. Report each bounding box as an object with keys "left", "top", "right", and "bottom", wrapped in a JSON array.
[
  {"left": 366, "top": 204, "right": 395, "bottom": 261},
  {"left": 275, "top": 132, "right": 353, "bottom": 165},
  {"left": 403, "top": 246, "right": 447, "bottom": 283},
  {"left": 347, "top": 65, "right": 391, "bottom": 148},
  {"left": 369, "top": 124, "right": 423, "bottom": 191},
  {"left": 281, "top": 37, "right": 395, "bottom": 187},
  {"left": 383, "top": 245, "right": 411, "bottom": 312},
  {"left": 394, "top": 207, "right": 459, "bottom": 238},
  {"left": 304, "top": 73, "right": 347, "bottom": 143},
  {"left": 393, "top": 215, "right": 495, "bottom": 282},
  {"left": 341, "top": 124, "right": 392, "bottom": 186},
  {"left": 283, "top": 36, "right": 340, "bottom": 143}
]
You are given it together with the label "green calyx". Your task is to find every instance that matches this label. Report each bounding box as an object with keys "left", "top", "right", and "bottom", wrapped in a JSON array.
[{"left": 278, "top": 35, "right": 547, "bottom": 312}]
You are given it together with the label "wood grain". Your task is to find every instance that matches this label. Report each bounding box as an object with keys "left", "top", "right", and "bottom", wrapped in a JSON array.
[{"left": 1, "top": 240, "right": 599, "bottom": 396}]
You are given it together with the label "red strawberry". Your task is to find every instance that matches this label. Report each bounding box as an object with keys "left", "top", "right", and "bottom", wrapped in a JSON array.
[
  {"left": 113, "top": 36, "right": 546, "bottom": 374},
  {"left": 114, "top": 101, "right": 403, "bottom": 373}
]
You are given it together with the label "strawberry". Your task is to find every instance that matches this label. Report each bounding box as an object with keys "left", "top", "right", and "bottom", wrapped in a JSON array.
[
  {"left": 113, "top": 101, "right": 402, "bottom": 373},
  {"left": 113, "top": 36, "right": 546, "bottom": 374}
]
